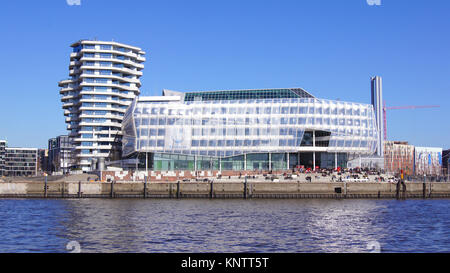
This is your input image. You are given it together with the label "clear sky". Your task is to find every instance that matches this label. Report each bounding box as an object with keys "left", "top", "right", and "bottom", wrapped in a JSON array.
[{"left": 0, "top": 0, "right": 448, "bottom": 149}]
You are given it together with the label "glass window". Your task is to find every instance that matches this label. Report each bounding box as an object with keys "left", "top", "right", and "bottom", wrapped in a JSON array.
[
  {"left": 100, "top": 45, "right": 112, "bottom": 50},
  {"left": 100, "top": 61, "right": 112, "bottom": 67}
]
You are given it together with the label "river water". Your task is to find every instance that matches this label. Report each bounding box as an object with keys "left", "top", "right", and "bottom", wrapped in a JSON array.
[{"left": 0, "top": 198, "right": 449, "bottom": 253}]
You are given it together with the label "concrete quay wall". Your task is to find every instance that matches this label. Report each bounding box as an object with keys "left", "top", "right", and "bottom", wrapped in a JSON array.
[{"left": 1, "top": 181, "right": 450, "bottom": 199}]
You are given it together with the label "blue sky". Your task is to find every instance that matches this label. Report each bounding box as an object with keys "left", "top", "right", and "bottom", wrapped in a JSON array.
[{"left": 0, "top": 0, "right": 448, "bottom": 149}]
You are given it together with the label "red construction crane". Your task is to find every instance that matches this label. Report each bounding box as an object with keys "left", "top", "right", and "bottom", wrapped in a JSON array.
[{"left": 383, "top": 101, "right": 440, "bottom": 140}]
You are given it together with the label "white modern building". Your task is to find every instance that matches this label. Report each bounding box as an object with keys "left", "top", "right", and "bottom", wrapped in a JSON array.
[
  {"left": 120, "top": 88, "right": 379, "bottom": 171},
  {"left": 59, "top": 40, "right": 146, "bottom": 171}
]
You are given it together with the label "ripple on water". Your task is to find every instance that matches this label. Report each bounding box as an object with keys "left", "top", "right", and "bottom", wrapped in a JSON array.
[{"left": 0, "top": 198, "right": 449, "bottom": 253}]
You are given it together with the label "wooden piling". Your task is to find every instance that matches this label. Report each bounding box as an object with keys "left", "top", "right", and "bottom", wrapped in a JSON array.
[
  {"left": 210, "top": 181, "right": 214, "bottom": 199},
  {"left": 243, "top": 177, "right": 248, "bottom": 199},
  {"left": 44, "top": 176, "right": 48, "bottom": 198},
  {"left": 144, "top": 176, "right": 148, "bottom": 199},
  {"left": 78, "top": 181, "right": 82, "bottom": 198},
  {"left": 110, "top": 181, "right": 115, "bottom": 199}
]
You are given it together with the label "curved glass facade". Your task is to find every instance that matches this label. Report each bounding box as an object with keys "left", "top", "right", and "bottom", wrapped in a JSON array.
[{"left": 122, "top": 90, "right": 378, "bottom": 171}]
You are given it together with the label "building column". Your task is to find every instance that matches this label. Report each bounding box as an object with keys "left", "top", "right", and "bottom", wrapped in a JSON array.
[
  {"left": 145, "top": 152, "right": 148, "bottom": 175},
  {"left": 313, "top": 130, "right": 316, "bottom": 147},
  {"left": 194, "top": 155, "right": 197, "bottom": 172},
  {"left": 219, "top": 157, "right": 222, "bottom": 172},
  {"left": 244, "top": 154, "right": 247, "bottom": 171},
  {"left": 313, "top": 131, "right": 316, "bottom": 170},
  {"left": 313, "top": 152, "right": 316, "bottom": 170},
  {"left": 286, "top": 153, "right": 289, "bottom": 170},
  {"left": 335, "top": 152, "right": 338, "bottom": 169},
  {"left": 134, "top": 152, "right": 139, "bottom": 182},
  {"left": 269, "top": 152, "right": 272, "bottom": 171}
]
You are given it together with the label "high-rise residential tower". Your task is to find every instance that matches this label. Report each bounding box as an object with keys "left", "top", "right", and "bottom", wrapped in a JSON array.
[
  {"left": 371, "top": 76, "right": 384, "bottom": 157},
  {"left": 59, "top": 40, "right": 146, "bottom": 171}
]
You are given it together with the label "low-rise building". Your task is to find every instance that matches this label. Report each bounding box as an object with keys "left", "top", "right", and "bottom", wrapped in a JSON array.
[
  {"left": 4, "top": 147, "right": 38, "bottom": 177},
  {"left": 414, "top": 147, "right": 442, "bottom": 176},
  {"left": 0, "top": 140, "right": 6, "bottom": 176},
  {"left": 384, "top": 141, "right": 415, "bottom": 175}
]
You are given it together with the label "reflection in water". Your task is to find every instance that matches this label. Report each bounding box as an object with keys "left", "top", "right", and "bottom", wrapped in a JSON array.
[{"left": 0, "top": 198, "right": 449, "bottom": 253}]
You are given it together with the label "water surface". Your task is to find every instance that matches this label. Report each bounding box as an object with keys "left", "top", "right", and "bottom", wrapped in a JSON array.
[{"left": 0, "top": 198, "right": 449, "bottom": 253}]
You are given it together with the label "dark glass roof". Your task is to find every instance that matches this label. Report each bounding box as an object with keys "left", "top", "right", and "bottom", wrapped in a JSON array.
[{"left": 183, "top": 88, "right": 314, "bottom": 102}]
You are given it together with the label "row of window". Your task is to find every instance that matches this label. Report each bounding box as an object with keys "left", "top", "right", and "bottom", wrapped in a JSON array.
[
  {"left": 136, "top": 127, "right": 373, "bottom": 138},
  {"left": 83, "top": 53, "right": 135, "bottom": 61},
  {"left": 82, "top": 86, "right": 131, "bottom": 94},
  {"left": 81, "top": 134, "right": 110, "bottom": 139},
  {"left": 80, "top": 126, "right": 115, "bottom": 132},
  {"left": 80, "top": 142, "right": 111, "bottom": 147},
  {"left": 83, "top": 70, "right": 134, "bottom": 78},
  {"left": 83, "top": 61, "right": 136, "bottom": 69},
  {"left": 81, "top": 95, "right": 129, "bottom": 101},
  {"left": 134, "top": 117, "right": 372, "bottom": 128},
  {"left": 135, "top": 139, "right": 372, "bottom": 149},
  {"left": 82, "top": 110, "right": 123, "bottom": 116},
  {"left": 81, "top": 117, "right": 124, "bottom": 123},
  {"left": 83, "top": 78, "right": 133, "bottom": 86},
  {"left": 135, "top": 106, "right": 371, "bottom": 117},
  {"left": 80, "top": 149, "right": 110, "bottom": 154},
  {"left": 81, "top": 102, "right": 127, "bottom": 108},
  {"left": 81, "top": 44, "right": 135, "bottom": 53}
]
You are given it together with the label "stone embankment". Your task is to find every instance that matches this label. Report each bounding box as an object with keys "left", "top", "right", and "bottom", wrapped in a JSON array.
[{"left": 1, "top": 180, "right": 449, "bottom": 199}]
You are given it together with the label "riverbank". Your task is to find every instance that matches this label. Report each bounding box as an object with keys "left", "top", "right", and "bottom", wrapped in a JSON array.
[{"left": 1, "top": 181, "right": 450, "bottom": 199}]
